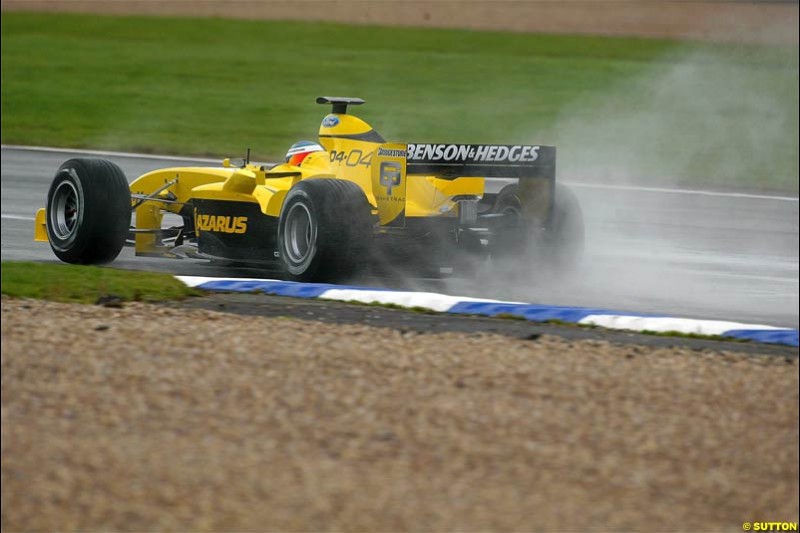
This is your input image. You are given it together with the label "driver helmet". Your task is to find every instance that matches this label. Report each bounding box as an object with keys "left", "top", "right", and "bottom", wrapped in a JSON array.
[{"left": 285, "top": 140, "right": 325, "bottom": 166}]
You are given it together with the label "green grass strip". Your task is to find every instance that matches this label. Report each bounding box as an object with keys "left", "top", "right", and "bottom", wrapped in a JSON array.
[
  {"left": 1, "top": 261, "right": 200, "bottom": 304},
  {"left": 2, "top": 12, "right": 797, "bottom": 190}
]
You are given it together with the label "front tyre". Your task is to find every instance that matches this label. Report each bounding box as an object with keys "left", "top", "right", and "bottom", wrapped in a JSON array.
[
  {"left": 46, "top": 158, "right": 131, "bottom": 264},
  {"left": 277, "top": 179, "right": 373, "bottom": 281}
]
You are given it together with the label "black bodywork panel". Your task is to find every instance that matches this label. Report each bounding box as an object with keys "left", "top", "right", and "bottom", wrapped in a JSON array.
[{"left": 194, "top": 199, "right": 277, "bottom": 261}]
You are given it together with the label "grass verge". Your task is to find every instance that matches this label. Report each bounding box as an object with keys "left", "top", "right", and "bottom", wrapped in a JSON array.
[
  {"left": 2, "top": 12, "right": 798, "bottom": 191},
  {"left": 1, "top": 262, "right": 200, "bottom": 304}
]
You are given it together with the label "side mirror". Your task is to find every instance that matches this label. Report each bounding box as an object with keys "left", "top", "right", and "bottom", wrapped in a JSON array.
[{"left": 223, "top": 158, "right": 246, "bottom": 168}]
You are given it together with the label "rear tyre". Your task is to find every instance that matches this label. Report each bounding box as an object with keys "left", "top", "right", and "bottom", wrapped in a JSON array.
[
  {"left": 490, "top": 183, "right": 584, "bottom": 276},
  {"left": 540, "top": 183, "right": 584, "bottom": 274},
  {"left": 277, "top": 179, "right": 373, "bottom": 281},
  {"left": 489, "top": 184, "right": 526, "bottom": 263},
  {"left": 46, "top": 158, "right": 131, "bottom": 264}
]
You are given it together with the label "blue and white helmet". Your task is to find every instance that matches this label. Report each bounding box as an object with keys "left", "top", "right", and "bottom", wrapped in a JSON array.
[{"left": 285, "top": 140, "right": 325, "bottom": 166}]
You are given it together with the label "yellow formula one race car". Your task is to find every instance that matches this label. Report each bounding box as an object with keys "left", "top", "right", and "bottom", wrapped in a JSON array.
[{"left": 35, "top": 97, "right": 583, "bottom": 281}]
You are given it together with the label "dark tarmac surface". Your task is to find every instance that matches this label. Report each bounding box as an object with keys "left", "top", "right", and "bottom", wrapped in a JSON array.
[{"left": 2, "top": 146, "right": 798, "bottom": 348}]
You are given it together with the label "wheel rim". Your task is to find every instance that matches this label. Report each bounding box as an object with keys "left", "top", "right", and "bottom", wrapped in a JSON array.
[
  {"left": 51, "top": 180, "right": 80, "bottom": 240},
  {"left": 283, "top": 202, "right": 314, "bottom": 263}
]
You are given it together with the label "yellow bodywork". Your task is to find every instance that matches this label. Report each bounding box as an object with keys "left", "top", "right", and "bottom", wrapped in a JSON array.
[
  {"left": 35, "top": 107, "right": 485, "bottom": 256},
  {"left": 34, "top": 208, "right": 47, "bottom": 241},
  {"left": 318, "top": 113, "right": 482, "bottom": 219}
]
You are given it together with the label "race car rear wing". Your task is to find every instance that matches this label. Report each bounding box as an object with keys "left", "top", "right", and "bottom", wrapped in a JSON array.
[
  {"left": 371, "top": 143, "right": 555, "bottom": 226},
  {"left": 405, "top": 143, "right": 555, "bottom": 179}
]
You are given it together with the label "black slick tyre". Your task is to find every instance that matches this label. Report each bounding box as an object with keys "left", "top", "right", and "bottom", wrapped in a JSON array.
[
  {"left": 46, "top": 158, "right": 131, "bottom": 264},
  {"left": 277, "top": 179, "right": 373, "bottom": 281},
  {"left": 541, "top": 182, "right": 584, "bottom": 273},
  {"left": 490, "top": 182, "right": 584, "bottom": 275},
  {"left": 490, "top": 183, "right": 526, "bottom": 263}
]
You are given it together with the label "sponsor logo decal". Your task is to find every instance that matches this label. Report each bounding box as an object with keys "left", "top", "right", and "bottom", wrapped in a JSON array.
[
  {"left": 406, "top": 144, "right": 540, "bottom": 163},
  {"left": 377, "top": 147, "right": 407, "bottom": 158},
  {"left": 195, "top": 214, "right": 248, "bottom": 234},
  {"left": 321, "top": 115, "right": 340, "bottom": 128},
  {"left": 379, "top": 161, "right": 402, "bottom": 196}
]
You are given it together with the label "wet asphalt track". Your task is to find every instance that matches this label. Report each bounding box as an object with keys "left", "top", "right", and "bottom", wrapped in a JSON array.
[{"left": 2, "top": 146, "right": 798, "bottom": 335}]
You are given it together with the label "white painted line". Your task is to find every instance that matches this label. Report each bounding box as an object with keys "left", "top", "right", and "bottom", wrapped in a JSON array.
[
  {"left": 1, "top": 144, "right": 219, "bottom": 164},
  {"left": 1, "top": 214, "right": 35, "bottom": 221},
  {"left": 565, "top": 181, "right": 799, "bottom": 202},
  {"left": 696, "top": 271, "right": 800, "bottom": 284}
]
